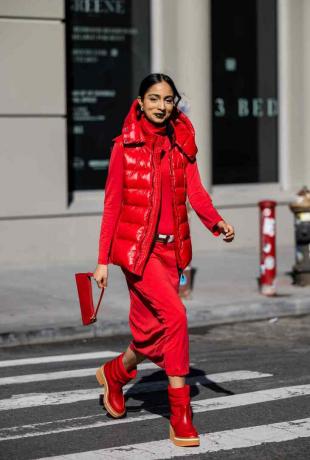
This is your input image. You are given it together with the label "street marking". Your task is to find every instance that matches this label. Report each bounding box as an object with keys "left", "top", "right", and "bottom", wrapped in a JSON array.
[
  {"left": 0, "top": 351, "right": 120, "bottom": 368},
  {"left": 2, "top": 383, "right": 307, "bottom": 441},
  {"left": 0, "top": 370, "right": 271, "bottom": 411},
  {"left": 0, "top": 362, "right": 162, "bottom": 385},
  {"left": 35, "top": 417, "right": 310, "bottom": 459}
]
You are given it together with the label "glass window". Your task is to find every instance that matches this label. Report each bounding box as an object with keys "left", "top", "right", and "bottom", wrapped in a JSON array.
[
  {"left": 211, "top": 0, "right": 278, "bottom": 184},
  {"left": 66, "top": 0, "right": 151, "bottom": 191}
]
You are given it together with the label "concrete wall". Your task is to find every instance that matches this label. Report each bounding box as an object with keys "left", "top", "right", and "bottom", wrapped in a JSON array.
[
  {"left": 0, "top": 1, "right": 63, "bottom": 18},
  {"left": 301, "top": 0, "right": 310, "bottom": 189},
  {"left": 0, "top": 1, "right": 68, "bottom": 265},
  {"left": 278, "top": 0, "right": 310, "bottom": 190},
  {"left": 0, "top": 1, "right": 66, "bottom": 218}
]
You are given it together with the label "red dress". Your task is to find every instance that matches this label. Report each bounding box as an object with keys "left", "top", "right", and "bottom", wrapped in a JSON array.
[{"left": 98, "top": 114, "right": 223, "bottom": 375}]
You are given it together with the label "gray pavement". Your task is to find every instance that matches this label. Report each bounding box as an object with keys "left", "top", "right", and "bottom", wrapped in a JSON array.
[{"left": 1, "top": 245, "right": 310, "bottom": 347}]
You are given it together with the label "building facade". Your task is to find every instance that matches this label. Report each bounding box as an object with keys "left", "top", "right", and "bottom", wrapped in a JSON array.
[{"left": 0, "top": 0, "right": 309, "bottom": 266}]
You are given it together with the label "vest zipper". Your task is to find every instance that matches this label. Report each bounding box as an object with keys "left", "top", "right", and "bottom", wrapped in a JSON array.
[
  {"left": 168, "top": 150, "right": 182, "bottom": 268},
  {"left": 134, "top": 144, "right": 162, "bottom": 274}
]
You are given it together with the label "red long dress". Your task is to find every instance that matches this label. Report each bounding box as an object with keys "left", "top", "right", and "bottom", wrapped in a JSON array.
[{"left": 98, "top": 114, "right": 223, "bottom": 375}]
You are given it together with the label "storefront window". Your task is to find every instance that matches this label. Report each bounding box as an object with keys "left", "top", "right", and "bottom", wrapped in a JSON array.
[
  {"left": 211, "top": 0, "right": 278, "bottom": 184},
  {"left": 66, "top": 0, "right": 151, "bottom": 191}
]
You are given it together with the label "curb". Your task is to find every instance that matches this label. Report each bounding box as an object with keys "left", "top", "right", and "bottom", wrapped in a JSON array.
[{"left": 1, "top": 296, "right": 310, "bottom": 348}]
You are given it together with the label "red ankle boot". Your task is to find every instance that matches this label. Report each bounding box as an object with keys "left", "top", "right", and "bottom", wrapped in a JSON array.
[
  {"left": 96, "top": 353, "right": 137, "bottom": 418},
  {"left": 168, "top": 384, "right": 200, "bottom": 447}
]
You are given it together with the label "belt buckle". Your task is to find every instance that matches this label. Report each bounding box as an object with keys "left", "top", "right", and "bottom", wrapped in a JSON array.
[
  {"left": 156, "top": 233, "right": 168, "bottom": 244},
  {"left": 156, "top": 234, "right": 172, "bottom": 244}
]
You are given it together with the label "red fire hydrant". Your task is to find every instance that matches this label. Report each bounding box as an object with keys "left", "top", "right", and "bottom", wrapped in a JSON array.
[{"left": 258, "top": 200, "right": 277, "bottom": 296}]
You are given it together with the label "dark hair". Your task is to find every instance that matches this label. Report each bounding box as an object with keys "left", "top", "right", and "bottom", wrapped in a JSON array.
[{"left": 138, "top": 73, "right": 181, "bottom": 107}]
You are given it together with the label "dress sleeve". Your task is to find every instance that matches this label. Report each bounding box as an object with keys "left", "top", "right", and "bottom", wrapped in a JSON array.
[
  {"left": 186, "top": 159, "right": 223, "bottom": 236},
  {"left": 97, "top": 142, "right": 124, "bottom": 264}
]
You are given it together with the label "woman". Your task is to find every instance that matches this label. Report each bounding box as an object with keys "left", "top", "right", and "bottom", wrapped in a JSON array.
[{"left": 94, "top": 73, "right": 235, "bottom": 447}]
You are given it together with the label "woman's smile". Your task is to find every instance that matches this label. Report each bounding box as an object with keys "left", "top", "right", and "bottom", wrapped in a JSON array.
[
  {"left": 154, "top": 112, "right": 166, "bottom": 119},
  {"left": 138, "top": 81, "right": 175, "bottom": 124}
]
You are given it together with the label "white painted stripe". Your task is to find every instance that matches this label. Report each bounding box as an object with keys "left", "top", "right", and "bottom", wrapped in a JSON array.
[
  {"left": 0, "top": 351, "right": 120, "bottom": 368},
  {"left": 0, "top": 362, "right": 162, "bottom": 385},
  {"left": 35, "top": 417, "right": 310, "bottom": 459},
  {"left": 0, "top": 370, "right": 271, "bottom": 411},
  {"left": 2, "top": 383, "right": 306, "bottom": 441}
]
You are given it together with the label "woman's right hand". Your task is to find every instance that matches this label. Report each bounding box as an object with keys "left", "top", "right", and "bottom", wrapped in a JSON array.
[{"left": 93, "top": 264, "right": 108, "bottom": 288}]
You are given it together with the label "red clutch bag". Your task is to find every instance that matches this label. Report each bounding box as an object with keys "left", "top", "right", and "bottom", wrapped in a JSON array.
[{"left": 75, "top": 272, "right": 105, "bottom": 325}]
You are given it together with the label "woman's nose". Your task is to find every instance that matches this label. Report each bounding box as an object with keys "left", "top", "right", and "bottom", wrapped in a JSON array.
[{"left": 157, "top": 100, "right": 165, "bottom": 111}]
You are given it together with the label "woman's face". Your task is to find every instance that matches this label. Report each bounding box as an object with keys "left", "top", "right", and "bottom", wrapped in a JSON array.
[{"left": 138, "top": 81, "right": 175, "bottom": 124}]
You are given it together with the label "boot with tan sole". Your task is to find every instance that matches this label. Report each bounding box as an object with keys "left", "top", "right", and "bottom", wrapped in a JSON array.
[
  {"left": 96, "top": 352, "right": 137, "bottom": 418},
  {"left": 168, "top": 384, "right": 200, "bottom": 447}
]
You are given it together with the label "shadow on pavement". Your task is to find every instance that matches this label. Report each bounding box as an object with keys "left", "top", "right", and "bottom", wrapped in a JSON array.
[{"left": 122, "top": 366, "right": 234, "bottom": 419}]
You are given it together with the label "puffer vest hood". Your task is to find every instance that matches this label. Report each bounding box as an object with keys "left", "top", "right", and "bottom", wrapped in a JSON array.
[{"left": 109, "top": 99, "right": 198, "bottom": 276}]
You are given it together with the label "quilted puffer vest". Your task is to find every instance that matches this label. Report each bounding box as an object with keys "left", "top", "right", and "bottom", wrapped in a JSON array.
[{"left": 109, "top": 99, "right": 198, "bottom": 276}]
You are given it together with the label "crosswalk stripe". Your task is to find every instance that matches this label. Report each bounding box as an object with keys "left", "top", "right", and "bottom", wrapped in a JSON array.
[
  {"left": 0, "top": 371, "right": 272, "bottom": 411},
  {"left": 0, "top": 351, "right": 120, "bottom": 368},
  {"left": 0, "top": 370, "right": 271, "bottom": 411},
  {"left": 0, "top": 362, "right": 163, "bottom": 385},
  {"left": 0, "top": 384, "right": 308, "bottom": 441},
  {"left": 35, "top": 417, "right": 310, "bottom": 459}
]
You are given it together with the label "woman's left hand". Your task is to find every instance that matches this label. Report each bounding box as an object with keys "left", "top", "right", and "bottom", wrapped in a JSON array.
[{"left": 215, "top": 220, "right": 235, "bottom": 242}]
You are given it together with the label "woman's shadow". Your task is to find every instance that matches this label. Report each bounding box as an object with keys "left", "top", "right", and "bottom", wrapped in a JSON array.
[{"left": 123, "top": 366, "right": 235, "bottom": 419}]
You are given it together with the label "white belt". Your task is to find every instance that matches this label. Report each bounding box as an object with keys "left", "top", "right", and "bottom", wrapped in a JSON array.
[{"left": 155, "top": 233, "right": 175, "bottom": 243}]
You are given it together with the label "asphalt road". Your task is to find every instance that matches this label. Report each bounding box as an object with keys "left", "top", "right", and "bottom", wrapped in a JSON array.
[{"left": 0, "top": 316, "right": 309, "bottom": 459}]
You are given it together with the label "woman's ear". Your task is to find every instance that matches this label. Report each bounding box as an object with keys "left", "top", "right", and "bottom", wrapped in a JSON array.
[
  {"left": 137, "top": 96, "right": 143, "bottom": 111},
  {"left": 136, "top": 97, "right": 143, "bottom": 119}
]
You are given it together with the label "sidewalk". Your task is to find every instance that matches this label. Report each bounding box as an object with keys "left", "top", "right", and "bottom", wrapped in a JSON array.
[{"left": 1, "top": 246, "right": 310, "bottom": 347}]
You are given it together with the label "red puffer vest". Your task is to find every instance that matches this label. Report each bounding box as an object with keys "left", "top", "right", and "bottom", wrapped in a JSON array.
[{"left": 109, "top": 99, "right": 198, "bottom": 276}]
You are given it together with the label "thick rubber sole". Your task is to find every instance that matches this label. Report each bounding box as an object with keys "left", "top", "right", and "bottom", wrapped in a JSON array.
[
  {"left": 95, "top": 366, "right": 126, "bottom": 419},
  {"left": 169, "top": 425, "right": 200, "bottom": 447}
]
